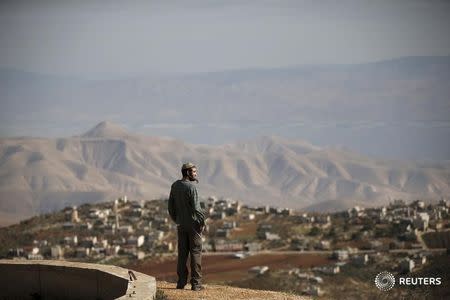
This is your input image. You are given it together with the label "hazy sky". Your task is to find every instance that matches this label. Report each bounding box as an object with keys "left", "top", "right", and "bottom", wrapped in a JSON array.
[
  {"left": 1, "top": 0, "right": 449, "bottom": 160},
  {"left": 1, "top": 0, "right": 450, "bottom": 76}
]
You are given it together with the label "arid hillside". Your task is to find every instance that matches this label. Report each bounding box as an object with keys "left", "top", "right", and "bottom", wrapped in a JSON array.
[{"left": 1, "top": 121, "right": 449, "bottom": 225}]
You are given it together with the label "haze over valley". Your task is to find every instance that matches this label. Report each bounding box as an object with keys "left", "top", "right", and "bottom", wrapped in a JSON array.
[{"left": 1, "top": 56, "right": 450, "bottom": 160}]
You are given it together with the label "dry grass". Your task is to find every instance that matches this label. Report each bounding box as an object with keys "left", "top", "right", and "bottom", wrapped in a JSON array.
[{"left": 228, "top": 222, "right": 258, "bottom": 239}]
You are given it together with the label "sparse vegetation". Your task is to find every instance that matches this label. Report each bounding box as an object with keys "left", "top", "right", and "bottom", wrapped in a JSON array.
[
  {"left": 154, "top": 289, "right": 168, "bottom": 300},
  {"left": 308, "top": 226, "right": 321, "bottom": 236}
]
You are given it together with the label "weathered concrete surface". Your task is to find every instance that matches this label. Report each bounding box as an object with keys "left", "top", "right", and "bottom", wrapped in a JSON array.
[{"left": 0, "top": 260, "right": 156, "bottom": 300}]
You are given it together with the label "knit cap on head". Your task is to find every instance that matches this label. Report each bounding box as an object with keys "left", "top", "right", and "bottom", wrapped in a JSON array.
[{"left": 181, "top": 162, "right": 196, "bottom": 171}]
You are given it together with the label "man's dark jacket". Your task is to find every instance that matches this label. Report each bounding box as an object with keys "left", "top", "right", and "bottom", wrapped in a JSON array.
[{"left": 168, "top": 180, "right": 205, "bottom": 229}]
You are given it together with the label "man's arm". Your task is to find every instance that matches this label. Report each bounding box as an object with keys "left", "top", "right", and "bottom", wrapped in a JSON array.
[
  {"left": 168, "top": 188, "right": 177, "bottom": 223},
  {"left": 191, "top": 186, "right": 206, "bottom": 226}
]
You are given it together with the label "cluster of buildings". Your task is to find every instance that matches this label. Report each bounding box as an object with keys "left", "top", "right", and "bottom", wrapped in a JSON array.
[
  {"left": 289, "top": 198, "right": 449, "bottom": 252},
  {"left": 8, "top": 196, "right": 175, "bottom": 261},
  {"left": 6, "top": 196, "right": 449, "bottom": 273},
  {"left": 279, "top": 198, "right": 449, "bottom": 297}
]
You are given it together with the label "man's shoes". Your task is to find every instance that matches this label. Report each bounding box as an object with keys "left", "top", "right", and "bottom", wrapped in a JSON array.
[
  {"left": 176, "top": 284, "right": 186, "bottom": 289},
  {"left": 191, "top": 285, "right": 205, "bottom": 291}
]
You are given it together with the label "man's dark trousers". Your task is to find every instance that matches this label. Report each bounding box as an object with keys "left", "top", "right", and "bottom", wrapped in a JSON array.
[{"left": 177, "top": 224, "right": 202, "bottom": 287}]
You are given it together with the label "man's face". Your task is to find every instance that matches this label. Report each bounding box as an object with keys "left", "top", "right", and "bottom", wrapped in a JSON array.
[{"left": 188, "top": 168, "right": 198, "bottom": 181}]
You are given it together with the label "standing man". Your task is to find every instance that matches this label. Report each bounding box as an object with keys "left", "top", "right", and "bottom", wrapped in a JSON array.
[{"left": 168, "top": 162, "right": 206, "bottom": 291}]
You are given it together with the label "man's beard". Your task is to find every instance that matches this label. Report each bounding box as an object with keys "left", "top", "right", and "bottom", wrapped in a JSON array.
[{"left": 188, "top": 175, "right": 199, "bottom": 183}]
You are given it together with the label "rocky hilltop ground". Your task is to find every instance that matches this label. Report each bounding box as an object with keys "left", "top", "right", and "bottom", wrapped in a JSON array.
[{"left": 157, "top": 281, "right": 309, "bottom": 300}]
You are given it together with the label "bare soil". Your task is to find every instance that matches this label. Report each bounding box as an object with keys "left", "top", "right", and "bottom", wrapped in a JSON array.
[
  {"left": 157, "top": 280, "right": 310, "bottom": 300},
  {"left": 132, "top": 253, "right": 331, "bottom": 283}
]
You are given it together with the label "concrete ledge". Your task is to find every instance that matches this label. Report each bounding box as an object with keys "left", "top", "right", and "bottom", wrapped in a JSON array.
[{"left": 0, "top": 260, "right": 156, "bottom": 300}]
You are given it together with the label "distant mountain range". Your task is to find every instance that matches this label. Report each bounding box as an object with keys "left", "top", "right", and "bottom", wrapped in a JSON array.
[
  {"left": 1, "top": 121, "right": 449, "bottom": 226},
  {"left": 1, "top": 56, "right": 450, "bottom": 160}
]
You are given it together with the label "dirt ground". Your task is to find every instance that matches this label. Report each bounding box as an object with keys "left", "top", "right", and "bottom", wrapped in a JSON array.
[
  {"left": 131, "top": 253, "right": 331, "bottom": 283},
  {"left": 157, "top": 280, "right": 311, "bottom": 300}
]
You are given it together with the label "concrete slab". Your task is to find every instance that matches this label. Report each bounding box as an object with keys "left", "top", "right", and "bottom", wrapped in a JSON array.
[
  {"left": 0, "top": 260, "right": 156, "bottom": 300},
  {"left": 0, "top": 263, "right": 40, "bottom": 299},
  {"left": 98, "top": 270, "right": 129, "bottom": 299},
  {"left": 40, "top": 264, "right": 98, "bottom": 299}
]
